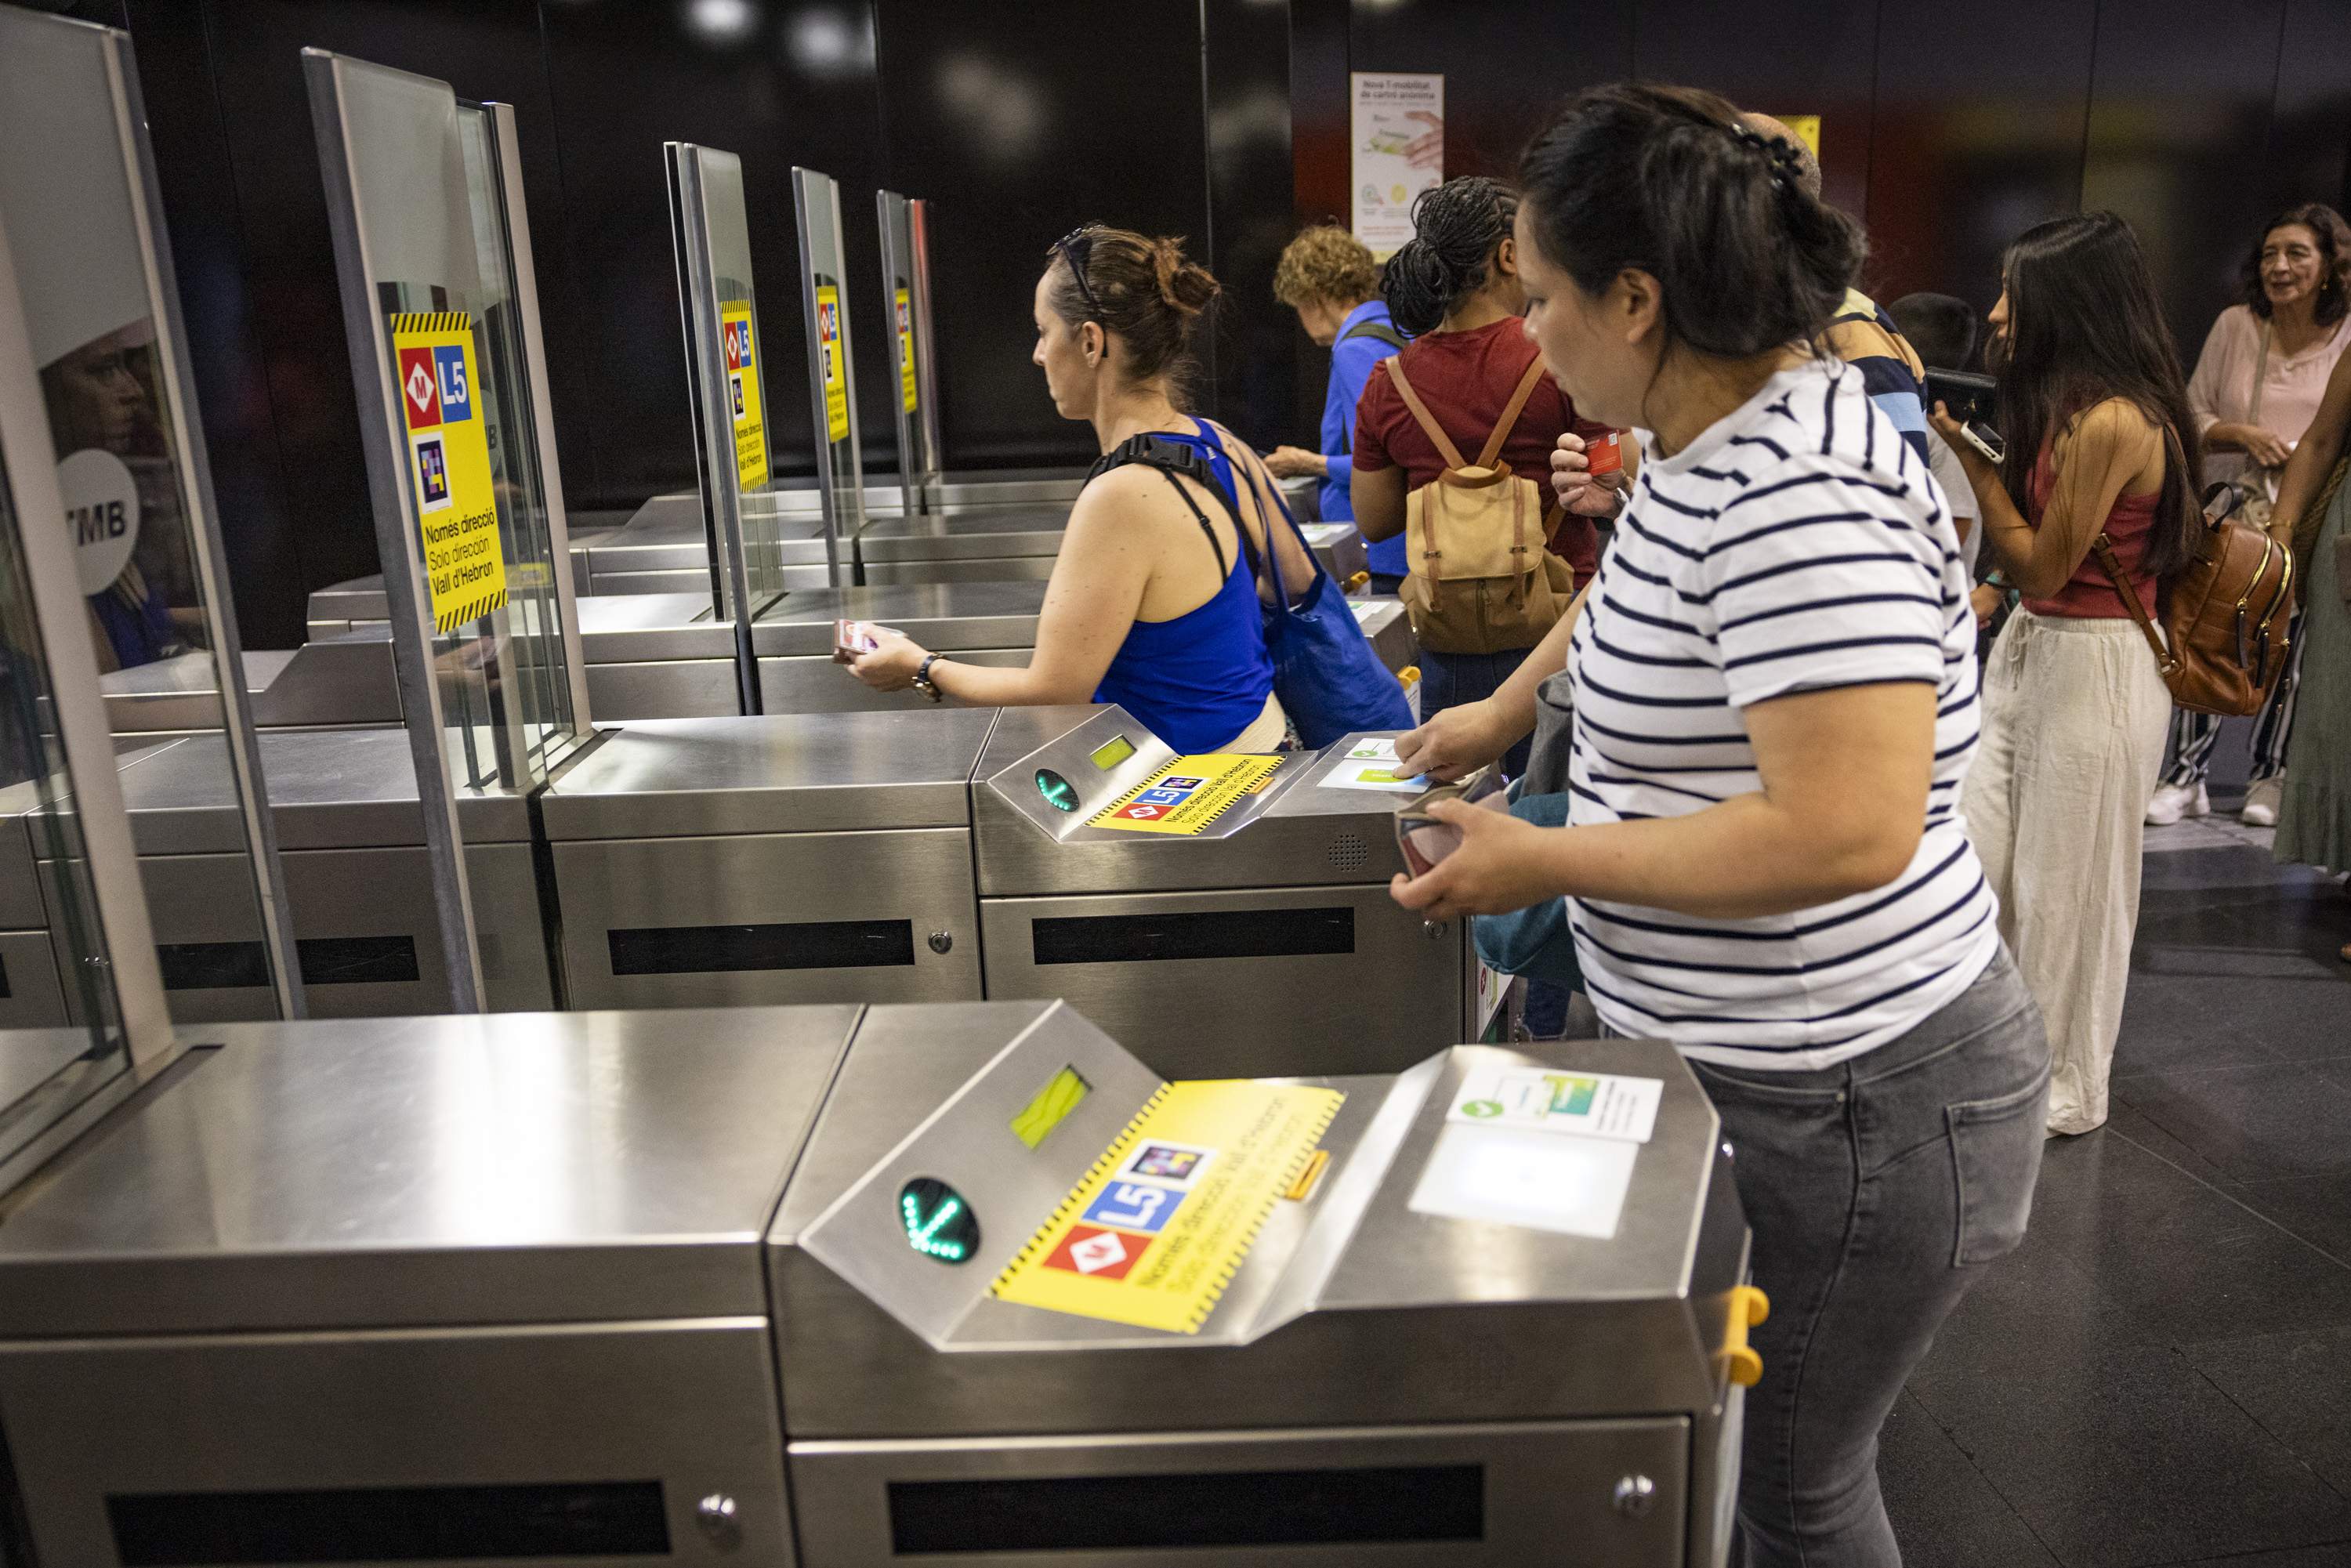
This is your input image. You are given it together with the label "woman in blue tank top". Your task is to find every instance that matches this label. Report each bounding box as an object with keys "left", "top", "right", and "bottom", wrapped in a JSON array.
[{"left": 845, "top": 226, "right": 1313, "bottom": 754}]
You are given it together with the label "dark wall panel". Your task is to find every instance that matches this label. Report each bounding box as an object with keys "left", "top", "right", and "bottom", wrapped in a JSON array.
[
  {"left": 2265, "top": 0, "right": 2351, "bottom": 226},
  {"left": 873, "top": 0, "right": 1209, "bottom": 470},
  {"left": 539, "top": 1, "right": 894, "bottom": 509},
  {"left": 1864, "top": 0, "right": 2097, "bottom": 339},
  {"left": 2081, "top": 0, "right": 2289, "bottom": 361},
  {"left": 1204, "top": 0, "right": 1297, "bottom": 450},
  {"left": 1632, "top": 0, "right": 1879, "bottom": 225}
]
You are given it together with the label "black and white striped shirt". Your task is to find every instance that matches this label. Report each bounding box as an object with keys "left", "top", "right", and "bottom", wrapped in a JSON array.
[{"left": 1568, "top": 359, "right": 1998, "bottom": 1070}]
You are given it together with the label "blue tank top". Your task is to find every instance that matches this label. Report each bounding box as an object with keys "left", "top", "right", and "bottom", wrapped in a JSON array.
[{"left": 1091, "top": 427, "right": 1276, "bottom": 753}]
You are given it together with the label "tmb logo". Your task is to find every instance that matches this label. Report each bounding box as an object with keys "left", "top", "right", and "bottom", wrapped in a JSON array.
[{"left": 398, "top": 347, "right": 440, "bottom": 429}]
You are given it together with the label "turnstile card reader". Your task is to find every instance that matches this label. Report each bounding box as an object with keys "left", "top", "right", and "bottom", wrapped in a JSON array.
[
  {"left": 0, "top": 1005, "right": 860, "bottom": 1566},
  {"left": 770, "top": 1005, "right": 1748, "bottom": 1565},
  {"left": 539, "top": 711, "right": 998, "bottom": 1009},
  {"left": 973, "top": 707, "right": 1473, "bottom": 1077}
]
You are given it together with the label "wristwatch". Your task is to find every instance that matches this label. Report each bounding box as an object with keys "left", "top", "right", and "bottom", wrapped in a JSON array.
[{"left": 911, "top": 652, "right": 945, "bottom": 703}]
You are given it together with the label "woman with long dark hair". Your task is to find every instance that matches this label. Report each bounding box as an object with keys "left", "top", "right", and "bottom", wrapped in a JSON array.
[
  {"left": 1929, "top": 212, "right": 2199, "bottom": 1135},
  {"left": 1389, "top": 84, "right": 2049, "bottom": 1564},
  {"left": 2147, "top": 202, "right": 2351, "bottom": 827}
]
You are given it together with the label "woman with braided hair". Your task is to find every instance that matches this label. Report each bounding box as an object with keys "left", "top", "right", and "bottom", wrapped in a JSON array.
[{"left": 1350, "top": 176, "right": 1619, "bottom": 776}]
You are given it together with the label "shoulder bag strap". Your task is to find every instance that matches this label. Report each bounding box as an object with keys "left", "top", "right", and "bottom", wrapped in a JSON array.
[
  {"left": 1340, "top": 319, "right": 1408, "bottom": 351},
  {"left": 1381, "top": 356, "right": 1468, "bottom": 471},
  {"left": 1476, "top": 357, "right": 1550, "bottom": 470},
  {"left": 2088, "top": 532, "right": 2177, "bottom": 675},
  {"left": 2087, "top": 421, "right": 2189, "bottom": 676}
]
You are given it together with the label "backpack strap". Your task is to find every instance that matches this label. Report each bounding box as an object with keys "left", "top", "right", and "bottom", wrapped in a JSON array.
[
  {"left": 1087, "top": 434, "right": 1232, "bottom": 579},
  {"left": 2087, "top": 533, "right": 2177, "bottom": 677},
  {"left": 1381, "top": 357, "right": 1467, "bottom": 471},
  {"left": 1339, "top": 319, "right": 1408, "bottom": 351},
  {"left": 1476, "top": 357, "right": 1550, "bottom": 470}
]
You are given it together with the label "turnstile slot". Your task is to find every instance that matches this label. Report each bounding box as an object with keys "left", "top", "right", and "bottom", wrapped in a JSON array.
[
  {"left": 156, "top": 940, "right": 271, "bottom": 990},
  {"left": 106, "top": 1478, "right": 669, "bottom": 1563},
  {"left": 297, "top": 935, "right": 422, "bottom": 987},
  {"left": 1031, "top": 906, "right": 1355, "bottom": 966},
  {"left": 887, "top": 1464, "right": 1483, "bottom": 1554},
  {"left": 609, "top": 918, "right": 915, "bottom": 976}
]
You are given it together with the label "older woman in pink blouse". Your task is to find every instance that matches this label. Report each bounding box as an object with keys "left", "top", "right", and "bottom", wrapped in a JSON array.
[{"left": 2147, "top": 203, "right": 2351, "bottom": 829}]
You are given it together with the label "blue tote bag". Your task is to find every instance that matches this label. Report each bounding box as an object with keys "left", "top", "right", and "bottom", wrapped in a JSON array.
[{"left": 1230, "top": 454, "right": 1415, "bottom": 748}]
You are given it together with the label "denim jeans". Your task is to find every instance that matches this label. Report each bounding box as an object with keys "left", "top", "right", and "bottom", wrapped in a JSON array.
[
  {"left": 1620, "top": 946, "right": 2050, "bottom": 1566},
  {"left": 1421, "top": 646, "right": 1535, "bottom": 778}
]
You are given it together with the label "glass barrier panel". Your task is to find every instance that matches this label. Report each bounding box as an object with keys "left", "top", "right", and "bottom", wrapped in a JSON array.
[
  {"left": 0, "top": 8, "right": 300, "bottom": 1026},
  {"left": 794, "top": 167, "right": 867, "bottom": 552}
]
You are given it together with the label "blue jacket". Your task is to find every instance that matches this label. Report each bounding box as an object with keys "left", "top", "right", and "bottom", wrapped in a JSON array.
[{"left": 1319, "top": 299, "right": 1404, "bottom": 573}]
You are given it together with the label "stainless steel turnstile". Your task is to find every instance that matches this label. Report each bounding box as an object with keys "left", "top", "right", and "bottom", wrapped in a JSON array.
[
  {"left": 0, "top": 1005, "right": 861, "bottom": 1566},
  {"left": 295, "top": 576, "right": 1414, "bottom": 724},
  {"left": 973, "top": 705, "right": 1480, "bottom": 1076},
  {"left": 534, "top": 704, "right": 1485, "bottom": 1075},
  {"left": 0, "top": 729, "right": 549, "bottom": 1023},
  {"left": 0, "top": 1000, "right": 1748, "bottom": 1566},
  {"left": 773, "top": 1005, "right": 1749, "bottom": 1566},
  {"left": 537, "top": 711, "right": 997, "bottom": 1010}
]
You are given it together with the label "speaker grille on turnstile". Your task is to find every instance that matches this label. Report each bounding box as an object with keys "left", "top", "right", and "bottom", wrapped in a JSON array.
[{"left": 1328, "top": 833, "right": 1369, "bottom": 872}]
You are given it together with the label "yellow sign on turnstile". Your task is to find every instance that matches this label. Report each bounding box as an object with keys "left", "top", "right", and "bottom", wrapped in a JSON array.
[
  {"left": 894, "top": 286, "right": 918, "bottom": 414},
  {"left": 994, "top": 1079, "right": 1344, "bottom": 1334},
  {"left": 389, "top": 311, "right": 506, "bottom": 633},
  {"left": 817, "top": 284, "right": 849, "bottom": 444},
  {"left": 1088, "top": 753, "right": 1282, "bottom": 836},
  {"left": 719, "top": 299, "right": 769, "bottom": 490}
]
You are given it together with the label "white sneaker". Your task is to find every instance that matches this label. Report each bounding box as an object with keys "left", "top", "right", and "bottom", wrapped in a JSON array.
[
  {"left": 2241, "top": 776, "right": 2283, "bottom": 827},
  {"left": 2145, "top": 781, "right": 2209, "bottom": 826}
]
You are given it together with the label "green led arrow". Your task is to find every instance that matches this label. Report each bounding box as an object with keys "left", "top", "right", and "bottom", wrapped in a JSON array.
[{"left": 1035, "top": 769, "right": 1078, "bottom": 813}]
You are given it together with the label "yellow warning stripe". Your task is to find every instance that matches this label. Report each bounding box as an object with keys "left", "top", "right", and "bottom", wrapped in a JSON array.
[
  {"left": 389, "top": 310, "right": 472, "bottom": 335},
  {"left": 433, "top": 586, "right": 508, "bottom": 634}
]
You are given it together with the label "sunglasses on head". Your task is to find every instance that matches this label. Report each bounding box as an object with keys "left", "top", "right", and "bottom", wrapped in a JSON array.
[{"left": 1053, "top": 226, "right": 1103, "bottom": 320}]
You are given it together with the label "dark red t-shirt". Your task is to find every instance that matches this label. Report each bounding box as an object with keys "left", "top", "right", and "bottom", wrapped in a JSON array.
[{"left": 1352, "top": 317, "right": 1613, "bottom": 576}]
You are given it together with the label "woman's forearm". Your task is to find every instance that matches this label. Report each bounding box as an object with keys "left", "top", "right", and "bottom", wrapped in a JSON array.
[
  {"left": 931, "top": 657, "right": 1091, "bottom": 708},
  {"left": 1533, "top": 791, "right": 1917, "bottom": 920}
]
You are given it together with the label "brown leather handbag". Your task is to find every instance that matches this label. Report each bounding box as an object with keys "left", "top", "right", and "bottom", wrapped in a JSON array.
[{"left": 2093, "top": 439, "right": 2293, "bottom": 715}]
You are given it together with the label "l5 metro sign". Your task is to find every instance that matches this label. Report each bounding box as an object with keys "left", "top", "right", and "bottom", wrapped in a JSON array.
[{"left": 397, "top": 346, "right": 473, "bottom": 429}]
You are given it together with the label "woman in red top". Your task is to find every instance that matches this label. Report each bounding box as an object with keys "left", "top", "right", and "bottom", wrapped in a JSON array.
[
  {"left": 1931, "top": 212, "right": 2201, "bottom": 1135},
  {"left": 1351, "top": 176, "right": 1618, "bottom": 774}
]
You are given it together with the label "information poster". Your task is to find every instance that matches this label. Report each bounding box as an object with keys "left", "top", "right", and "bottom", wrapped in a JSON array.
[
  {"left": 1778, "top": 114, "right": 1821, "bottom": 161},
  {"left": 719, "top": 300, "right": 768, "bottom": 491},
  {"left": 994, "top": 1079, "right": 1346, "bottom": 1334},
  {"left": 1350, "top": 72, "right": 1444, "bottom": 259},
  {"left": 1089, "top": 752, "right": 1283, "bottom": 835},
  {"left": 893, "top": 286, "right": 918, "bottom": 415},
  {"left": 816, "top": 283, "right": 850, "bottom": 444},
  {"left": 390, "top": 311, "right": 505, "bottom": 633}
]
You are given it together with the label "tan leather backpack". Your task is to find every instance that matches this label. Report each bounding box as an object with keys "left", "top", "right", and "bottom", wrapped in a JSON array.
[
  {"left": 1382, "top": 353, "right": 1576, "bottom": 655},
  {"left": 2094, "top": 434, "right": 2293, "bottom": 716}
]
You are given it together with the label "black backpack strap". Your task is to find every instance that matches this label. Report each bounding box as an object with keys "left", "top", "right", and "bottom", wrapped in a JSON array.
[
  {"left": 1339, "top": 318, "right": 1408, "bottom": 351},
  {"left": 1085, "top": 433, "right": 1250, "bottom": 581}
]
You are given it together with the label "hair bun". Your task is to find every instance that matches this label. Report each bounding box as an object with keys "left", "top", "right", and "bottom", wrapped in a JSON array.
[{"left": 1151, "top": 236, "right": 1221, "bottom": 317}]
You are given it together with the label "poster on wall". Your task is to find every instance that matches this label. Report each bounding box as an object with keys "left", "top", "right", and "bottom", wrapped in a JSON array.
[
  {"left": 1777, "top": 116, "right": 1821, "bottom": 161},
  {"left": 1350, "top": 72, "right": 1443, "bottom": 260}
]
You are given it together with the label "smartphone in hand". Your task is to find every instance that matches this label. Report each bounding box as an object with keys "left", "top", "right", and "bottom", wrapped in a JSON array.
[{"left": 1394, "top": 768, "right": 1509, "bottom": 877}]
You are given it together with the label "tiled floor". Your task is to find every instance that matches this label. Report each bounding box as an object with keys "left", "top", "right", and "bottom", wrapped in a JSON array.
[{"left": 1884, "top": 741, "right": 2351, "bottom": 1566}]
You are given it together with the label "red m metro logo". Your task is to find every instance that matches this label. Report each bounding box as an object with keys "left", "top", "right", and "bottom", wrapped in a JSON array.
[{"left": 397, "top": 348, "right": 440, "bottom": 429}]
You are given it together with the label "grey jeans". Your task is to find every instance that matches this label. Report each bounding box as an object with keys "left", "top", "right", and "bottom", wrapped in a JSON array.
[{"left": 1623, "top": 946, "right": 2050, "bottom": 1566}]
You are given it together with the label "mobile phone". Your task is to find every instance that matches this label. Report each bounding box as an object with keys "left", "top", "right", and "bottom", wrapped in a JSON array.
[
  {"left": 1394, "top": 768, "right": 1509, "bottom": 877},
  {"left": 1925, "top": 369, "right": 2003, "bottom": 465}
]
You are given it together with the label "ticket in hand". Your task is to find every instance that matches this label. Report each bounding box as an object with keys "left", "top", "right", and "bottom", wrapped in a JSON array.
[
  {"left": 833, "top": 620, "right": 901, "bottom": 663},
  {"left": 1584, "top": 429, "right": 1623, "bottom": 477}
]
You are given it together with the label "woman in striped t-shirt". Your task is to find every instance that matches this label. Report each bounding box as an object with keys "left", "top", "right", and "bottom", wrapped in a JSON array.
[{"left": 1389, "top": 85, "right": 2049, "bottom": 1567}]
